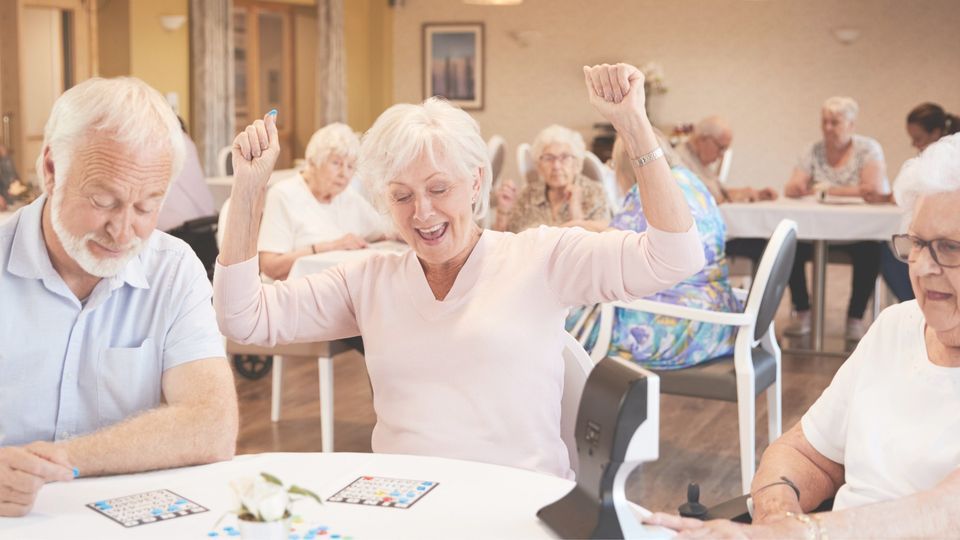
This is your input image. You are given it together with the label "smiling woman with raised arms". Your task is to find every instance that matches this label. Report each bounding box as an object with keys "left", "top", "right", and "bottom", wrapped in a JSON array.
[{"left": 213, "top": 63, "right": 705, "bottom": 479}]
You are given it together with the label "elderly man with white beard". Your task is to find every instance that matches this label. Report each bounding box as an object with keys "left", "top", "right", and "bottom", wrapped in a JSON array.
[{"left": 0, "top": 77, "right": 238, "bottom": 517}]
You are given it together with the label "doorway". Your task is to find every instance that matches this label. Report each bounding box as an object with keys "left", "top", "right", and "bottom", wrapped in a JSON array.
[
  {"left": 0, "top": 0, "right": 97, "bottom": 184},
  {"left": 233, "top": 1, "right": 294, "bottom": 168}
]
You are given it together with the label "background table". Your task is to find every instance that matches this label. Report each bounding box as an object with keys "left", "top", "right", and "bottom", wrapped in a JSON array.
[
  {"left": 0, "top": 452, "right": 636, "bottom": 540},
  {"left": 720, "top": 197, "right": 906, "bottom": 352}
]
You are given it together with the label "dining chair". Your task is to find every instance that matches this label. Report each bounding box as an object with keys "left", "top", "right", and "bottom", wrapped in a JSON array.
[
  {"left": 516, "top": 142, "right": 537, "bottom": 185},
  {"left": 559, "top": 331, "right": 596, "bottom": 477},
  {"left": 487, "top": 135, "right": 506, "bottom": 184},
  {"left": 589, "top": 219, "right": 798, "bottom": 493},
  {"left": 217, "top": 145, "right": 233, "bottom": 177}
]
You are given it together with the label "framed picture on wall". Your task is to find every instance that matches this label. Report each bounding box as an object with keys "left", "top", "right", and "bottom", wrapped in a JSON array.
[{"left": 422, "top": 22, "right": 484, "bottom": 110}]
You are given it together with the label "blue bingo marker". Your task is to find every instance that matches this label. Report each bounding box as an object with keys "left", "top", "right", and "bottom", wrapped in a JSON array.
[
  {"left": 268, "top": 109, "right": 278, "bottom": 116},
  {"left": 72, "top": 468, "right": 80, "bottom": 478}
]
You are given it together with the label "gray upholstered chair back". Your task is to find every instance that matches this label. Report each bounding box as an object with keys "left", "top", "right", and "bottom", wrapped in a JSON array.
[{"left": 746, "top": 221, "right": 798, "bottom": 341}]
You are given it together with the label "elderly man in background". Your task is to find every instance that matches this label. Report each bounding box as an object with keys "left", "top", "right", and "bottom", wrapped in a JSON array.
[
  {"left": 677, "top": 116, "right": 777, "bottom": 204},
  {"left": 0, "top": 77, "right": 238, "bottom": 517},
  {"left": 647, "top": 133, "right": 960, "bottom": 539}
]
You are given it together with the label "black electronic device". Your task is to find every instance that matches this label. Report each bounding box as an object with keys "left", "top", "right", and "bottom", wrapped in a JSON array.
[{"left": 537, "top": 356, "right": 674, "bottom": 539}]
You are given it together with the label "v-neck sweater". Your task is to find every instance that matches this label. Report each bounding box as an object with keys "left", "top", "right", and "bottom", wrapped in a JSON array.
[{"left": 214, "top": 224, "right": 704, "bottom": 478}]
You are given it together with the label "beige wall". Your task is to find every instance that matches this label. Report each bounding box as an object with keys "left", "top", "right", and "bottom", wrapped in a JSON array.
[
  {"left": 393, "top": 0, "right": 960, "bottom": 190},
  {"left": 97, "top": 0, "right": 130, "bottom": 78},
  {"left": 129, "top": 0, "right": 190, "bottom": 126},
  {"left": 345, "top": 0, "right": 394, "bottom": 131}
]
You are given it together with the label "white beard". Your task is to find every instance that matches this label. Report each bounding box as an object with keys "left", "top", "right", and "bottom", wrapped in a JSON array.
[{"left": 50, "top": 183, "right": 144, "bottom": 278}]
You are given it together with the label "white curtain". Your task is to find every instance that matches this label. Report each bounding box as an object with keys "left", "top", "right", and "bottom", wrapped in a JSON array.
[
  {"left": 190, "top": 0, "right": 235, "bottom": 176},
  {"left": 315, "top": 0, "right": 346, "bottom": 127}
]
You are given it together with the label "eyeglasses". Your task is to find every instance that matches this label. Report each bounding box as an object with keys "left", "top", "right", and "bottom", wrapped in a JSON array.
[
  {"left": 539, "top": 153, "right": 574, "bottom": 165},
  {"left": 891, "top": 234, "right": 960, "bottom": 268}
]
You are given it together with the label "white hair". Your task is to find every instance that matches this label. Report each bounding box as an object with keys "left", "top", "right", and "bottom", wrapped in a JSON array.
[
  {"left": 304, "top": 122, "right": 359, "bottom": 166},
  {"left": 822, "top": 96, "right": 859, "bottom": 122},
  {"left": 531, "top": 124, "right": 586, "bottom": 168},
  {"left": 36, "top": 77, "right": 185, "bottom": 186},
  {"left": 695, "top": 115, "right": 731, "bottom": 140},
  {"left": 894, "top": 133, "right": 960, "bottom": 218},
  {"left": 357, "top": 97, "right": 492, "bottom": 220}
]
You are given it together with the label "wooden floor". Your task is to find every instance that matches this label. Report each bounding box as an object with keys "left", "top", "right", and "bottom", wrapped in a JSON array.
[{"left": 235, "top": 264, "right": 876, "bottom": 513}]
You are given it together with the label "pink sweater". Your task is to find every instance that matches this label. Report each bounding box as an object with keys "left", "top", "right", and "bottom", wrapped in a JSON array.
[{"left": 214, "top": 225, "right": 704, "bottom": 478}]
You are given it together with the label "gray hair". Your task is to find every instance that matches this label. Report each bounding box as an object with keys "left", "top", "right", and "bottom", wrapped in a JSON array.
[
  {"left": 822, "top": 96, "right": 859, "bottom": 122},
  {"left": 694, "top": 115, "right": 731, "bottom": 141},
  {"left": 305, "top": 122, "right": 359, "bottom": 166},
  {"left": 531, "top": 124, "right": 586, "bottom": 168},
  {"left": 894, "top": 133, "right": 960, "bottom": 219},
  {"left": 36, "top": 77, "right": 185, "bottom": 186},
  {"left": 357, "top": 97, "right": 492, "bottom": 220}
]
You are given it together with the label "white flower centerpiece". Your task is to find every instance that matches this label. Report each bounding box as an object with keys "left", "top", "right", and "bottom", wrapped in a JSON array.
[{"left": 227, "top": 472, "right": 322, "bottom": 540}]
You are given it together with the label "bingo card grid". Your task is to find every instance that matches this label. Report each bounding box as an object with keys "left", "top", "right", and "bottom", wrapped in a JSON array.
[
  {"left": 86, "top": 488, "right": 208, "bottom": 528},
  {"left": 327, "top": 476, "right": 438, "bottom": 509}
]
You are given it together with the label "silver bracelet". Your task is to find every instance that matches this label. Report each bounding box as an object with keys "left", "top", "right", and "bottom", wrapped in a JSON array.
[{"left": 631, "top": 146, "right": 665, "bottom": 168}]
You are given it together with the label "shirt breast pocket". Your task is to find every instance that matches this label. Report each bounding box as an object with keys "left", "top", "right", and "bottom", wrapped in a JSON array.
[{"left": 97, "top": 338, "right": 162, "bottom": 427}]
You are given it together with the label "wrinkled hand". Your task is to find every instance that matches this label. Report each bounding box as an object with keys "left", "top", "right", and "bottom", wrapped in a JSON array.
[
  {"left": 494, "top": 178, "right": 517, "bottom": 214},
  {"left": 757, "top": 187, "right": 778, "bottom": 201},
  {"left": 0, "top": 445, "right": 74, "bottom": 517},
  {"left": 645, "top": 511, "right": 811, "bottom": 539},
  {"left": 564, "top": 183, "right": 584, "bottom": 220},
  {"left": 583, "top": 63, "right": 647, "bottom": 129},
  {"left": 232, "top": 111, "right": 281, "bottom": 191},
  {"left": 333, "top": 233, "right": 368, "bottom": 251}
]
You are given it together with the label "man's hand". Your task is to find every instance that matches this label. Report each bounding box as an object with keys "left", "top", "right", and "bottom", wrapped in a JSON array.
[{"left": 0, "top": 446, "right": 74, "bottom": 517}]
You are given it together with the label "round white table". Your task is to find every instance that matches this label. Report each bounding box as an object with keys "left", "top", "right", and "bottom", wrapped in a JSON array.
[
  {"left": 720, "top": 196, "right": 906, "bottom": 352},
  {"left": 288, "top": 242, "right": 408, "bottom": 280},
  {"left": 0, "top": 452, "right": 638, "bottom": 540}
]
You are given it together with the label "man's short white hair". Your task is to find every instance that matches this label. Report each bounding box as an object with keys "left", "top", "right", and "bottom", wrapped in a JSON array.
[
  {"left": 822, "top": 96, "right": 859, "bottom": 122},
  {"left": 304, "top": 122, "right": 359, "bottom": 166},
  {"left": 894, "top": 133, "right": 960, "bottom": 219},
  {"left": 36, "top": 77, "right": 185, "bottom": 186},
  {"left": 357, "top": 97, "right": 492, "bottom": 220},
  {"left": 531, "top": 124, "right": 586, "bottom": 170},
  {"left": 694, "top": 115, "right": 731, "bottom": 141}
]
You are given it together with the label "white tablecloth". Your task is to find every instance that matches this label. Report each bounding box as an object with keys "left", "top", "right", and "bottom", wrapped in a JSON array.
[
  {"left": 0, "top": 452, "right": 583, "bottom": 540},
  {"left": 720, "top": 197, "right": 907, "bottom": 241},
  {"left": 288, "top": 242, "right": 408, "bottom": 279}
]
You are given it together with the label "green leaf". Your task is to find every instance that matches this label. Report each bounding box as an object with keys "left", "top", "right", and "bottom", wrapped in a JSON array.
[
  {"left": 260, "top": 472, "right": 283, "bottom": 486},
  {"left": 288, "top": 485, "right": 323, "bottom": 505}
]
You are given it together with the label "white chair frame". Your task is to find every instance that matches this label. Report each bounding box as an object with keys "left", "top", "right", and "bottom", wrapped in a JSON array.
[{"left": 589, "top": 219, "right": 797, "bottom": 493}]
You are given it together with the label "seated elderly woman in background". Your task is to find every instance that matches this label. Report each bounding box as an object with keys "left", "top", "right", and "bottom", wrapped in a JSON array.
[
  {"left": 492, "top": 124, "right": 610, "bottom": 232},
  {"left": 214, "top": 63, "right": 705, "bottom": 479},
  {"left": 783, "top": 96, "right": 890, "bottom": 341},
  {"left": 258, "top": 123, "right": 391, "bottom": 280},
  {"left": 648, "top": 133, "right": 960, "bottom": 539},
  {"left": 566, "top": 137, "right": 741, "bottom": 369},
  {"left": 881, "top": 103, "right": 960, "bottom": 304}
]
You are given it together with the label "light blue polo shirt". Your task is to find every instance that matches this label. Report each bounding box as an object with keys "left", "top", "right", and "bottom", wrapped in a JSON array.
[{"left": 0, "top": 195, "right": 225, "bottom": 446}]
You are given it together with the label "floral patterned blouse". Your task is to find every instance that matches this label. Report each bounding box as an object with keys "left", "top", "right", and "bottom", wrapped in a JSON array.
[
  {"left": 567, "top": 166, "right": 742, "bottom": 370},
  {"left": 798, "top": 134, "right": 885, "bottom": 187},
  {"left": 505, "top": 174, "right": 611, "bottom": 233}
]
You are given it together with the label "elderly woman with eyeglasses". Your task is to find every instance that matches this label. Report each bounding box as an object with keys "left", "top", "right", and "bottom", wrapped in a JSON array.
[
  {"left": 214, "top": 63, "right": 704, "bottom": 479},
  {"left": 492, "top": 125, "right": 610, "bottom": 232},
  {"left": 647, "top": 133, "right": 960, "bottom": 539},
  {"left": 783, "top": 96, "right": 891, "bottom": 342},
  {"left": 257, "top": 123, "right": 391, "bottom": 281}
]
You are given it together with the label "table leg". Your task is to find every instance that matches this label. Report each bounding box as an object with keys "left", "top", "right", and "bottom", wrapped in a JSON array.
[{"left": 812, "top": 240, "right": 828, "bottom": 352}]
